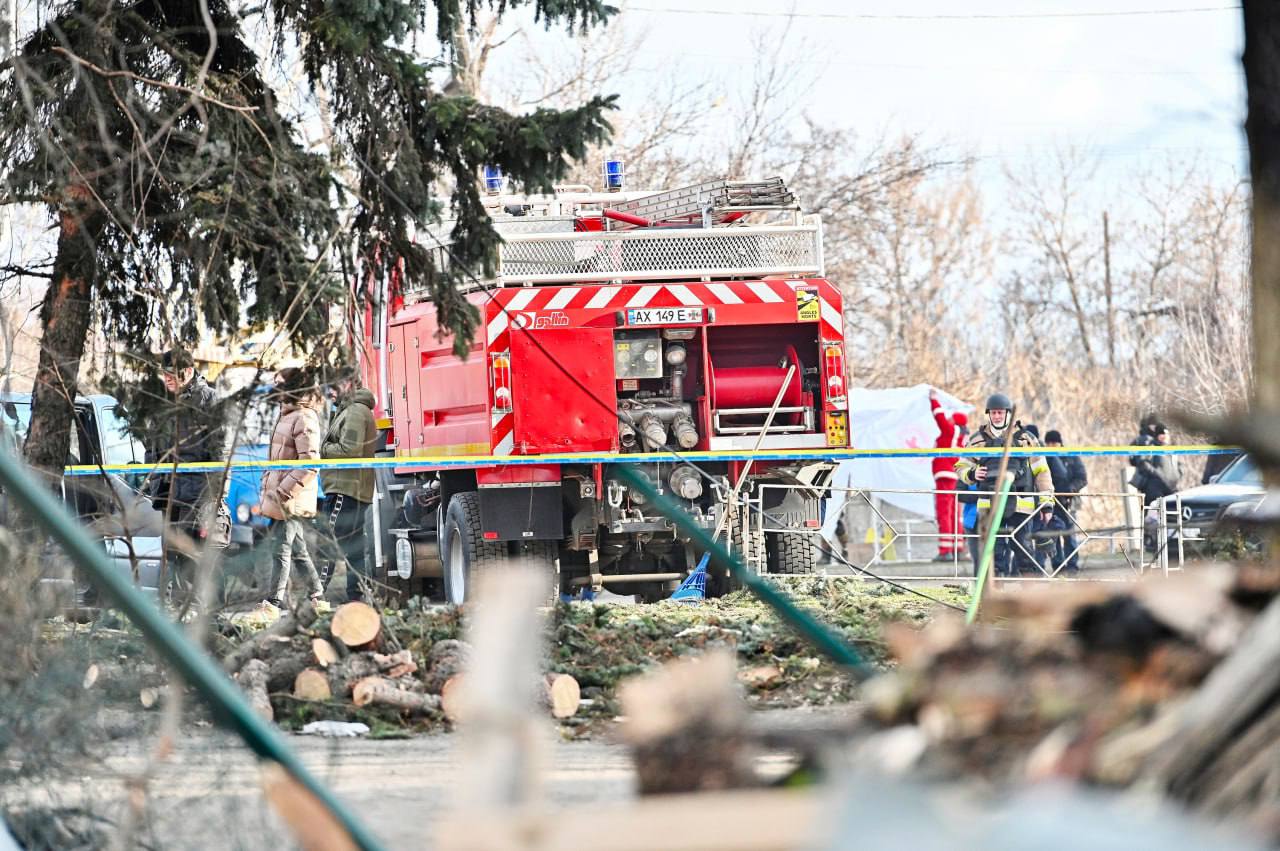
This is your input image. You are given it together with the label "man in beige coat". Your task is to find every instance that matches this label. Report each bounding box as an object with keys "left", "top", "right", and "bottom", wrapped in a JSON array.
[{"left": 260, "top": 368, "right": 325, "bottom": 611}]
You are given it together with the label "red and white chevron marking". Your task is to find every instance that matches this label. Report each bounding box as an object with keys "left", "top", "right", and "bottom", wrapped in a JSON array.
[{"left": 485, "top": 278, "right": 844, "bottom": 454}]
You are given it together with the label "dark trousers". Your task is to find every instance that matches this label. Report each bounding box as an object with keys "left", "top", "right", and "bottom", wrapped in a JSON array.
[
  {"left": 318, "top": 494, "right": 370, "bottom": 599},
  {"left": 270, "top": 516, "right": 323, "bottom": 604},
  {"left": 1051, "top": 509, "right": 1079, "bottom": 572},
  {"left": 992, "top": 513, "right": 1035, "bottom": 577}
]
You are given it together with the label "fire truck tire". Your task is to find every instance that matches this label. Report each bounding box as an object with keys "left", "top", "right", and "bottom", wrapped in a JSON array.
[
  {"left": 441, "top": 492, "right": 507, "bottom": 605},
  {"left": 766, "top": 531, "right": 818, "bottom": 575},
  {"left": 710, "top": 524, "right": 763, "bottom": 596},
  {"left": 513, "top": 540, "right": 560, "bottom": 603}
]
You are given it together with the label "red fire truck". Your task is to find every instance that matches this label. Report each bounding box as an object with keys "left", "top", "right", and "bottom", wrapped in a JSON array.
[{"left": 362, "top": 175, "right": 849, "bottom": 602}]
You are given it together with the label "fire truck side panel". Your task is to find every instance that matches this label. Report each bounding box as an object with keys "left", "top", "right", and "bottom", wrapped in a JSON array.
[
  {"left": 509, "top": 328, "right": 619, "bottom": 455},
  {"left": 387, "top": 323, "right": 409, "bottom": 452},
  {"left": 388, "top": 301, "right": 489, "bottom": 460}
]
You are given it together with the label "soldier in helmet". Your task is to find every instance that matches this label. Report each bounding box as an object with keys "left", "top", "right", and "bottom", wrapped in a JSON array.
[{"left": 954, "top": 393, "right": 1053, "bottom": 577}]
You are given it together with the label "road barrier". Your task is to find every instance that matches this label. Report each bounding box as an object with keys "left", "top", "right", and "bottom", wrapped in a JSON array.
[{"left": 751, "top": 482, "right": 1200, "bottom": 582}]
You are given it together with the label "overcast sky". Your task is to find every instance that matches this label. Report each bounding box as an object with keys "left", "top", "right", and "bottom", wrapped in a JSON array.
[{"left": 494, "top": 1, "right": 1246, "bottom": 185}]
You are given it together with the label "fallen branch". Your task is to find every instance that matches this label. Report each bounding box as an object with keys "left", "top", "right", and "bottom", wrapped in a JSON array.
[
  {"left": 223, "top": 600, "right": 318, "bottom": 674},
  {"left": 352, "top": 676, "right": 440, "bottom": 714},
  {"left": 238, "top": 659, "right": 273, "bottom": 721}
]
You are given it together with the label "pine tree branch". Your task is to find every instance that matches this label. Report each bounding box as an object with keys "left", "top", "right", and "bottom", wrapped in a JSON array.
[{"left": 49, "top": 47, "right": 257, "bottom": 114}]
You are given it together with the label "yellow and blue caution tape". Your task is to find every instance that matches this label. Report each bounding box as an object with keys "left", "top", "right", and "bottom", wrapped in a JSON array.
[{"left": 63, "top": 444, "right": 1240, "bottom": 477}]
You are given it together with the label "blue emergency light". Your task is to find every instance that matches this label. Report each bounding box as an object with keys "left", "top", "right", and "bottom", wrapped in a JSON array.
[
  {"left": 603, "top": 158, "right": 625, "bottom": 191},
  {"left": 483, "top": 165, "right": 504, "bottom": 194}
]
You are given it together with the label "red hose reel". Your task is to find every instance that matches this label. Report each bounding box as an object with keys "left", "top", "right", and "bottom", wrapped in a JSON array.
[{"left": 708, "top": 345, "right": 804, "bottom": 427}]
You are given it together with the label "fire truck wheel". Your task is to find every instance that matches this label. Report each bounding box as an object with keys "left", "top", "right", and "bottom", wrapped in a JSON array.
[
  {"left": 766, "top": 531, "right": 818, "bottom": 575},
  {"left": 710, "top": 524, "right": 763, "bottom": 596},
  {"left": 512, "top": 540, "right": 559, "bottom": 603},
  {"left": 441, "top": 492, "right": 507, "bottom": 605}
]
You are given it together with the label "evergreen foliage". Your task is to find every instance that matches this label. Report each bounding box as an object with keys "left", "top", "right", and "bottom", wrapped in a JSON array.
[{"left": 0, "top": 0, "right": 616, "bottom": 469}]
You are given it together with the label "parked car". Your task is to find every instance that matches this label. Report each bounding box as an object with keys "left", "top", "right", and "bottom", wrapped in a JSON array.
[
  {"left": 1, "top": 391, "right": 164, "bottom": 603},
  {"left": 1160, "top": 454, "right": 1264, "bottom": 548}
]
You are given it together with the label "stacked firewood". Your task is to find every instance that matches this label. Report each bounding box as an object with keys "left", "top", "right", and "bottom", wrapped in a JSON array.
[{"left": 219, "top": 600, "right": 580, "bottom": 725}]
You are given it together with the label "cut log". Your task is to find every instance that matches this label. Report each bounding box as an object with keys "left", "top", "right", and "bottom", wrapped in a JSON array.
[
  {"left": 423, "top": 639, "right": 472, "bottom": 693},
  {"left": 327, "top": 655, "right": 385, "bottom": 697},
  {"left": 330, "top": 601, "right": 381, "bottom": 649},
  {"left": 387, "top": 662, "right": 418, "bottom": 679},
  {"left": 352, "top": 676, "right": 440, "bottom": 714},
  {"left": 327, "top": 650, "right": 419, "bottom": 696},
  {"left": 82, "top": 664, "right": 99, "bottom": 690},
  {"left": 440, "top": 676, "right": 465, "bottom": 723},
  {"left": 266, "top": 651, "right": 314, "bottom": 695},
  {"left": 311, "top": 638, "right": 339, "bottom": 668},
  {"left": 440, "top": 673, "right": 580, "bottom": 722},
  {"left": 372, "top": 649, "right": 415, "bottom": 673},
  {"left": 139, "top": 686, "right": 166, "bottom": 710},
  {"left": 294, "top": 668, "right": 332, "bottom": 702},
  {"left": 223, "top": 600, "right": 319, "bottom": 674},
  {"left": 239, "top": 659, "right": 273, "bottom": 721},
  {"left": 544, "top": 673, "right": 581, "bottom": 719}
]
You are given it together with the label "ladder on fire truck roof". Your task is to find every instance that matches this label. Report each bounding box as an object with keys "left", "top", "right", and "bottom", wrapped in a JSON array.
[{"left": 607, "top": 177, "right": 797, "bottom": 227}]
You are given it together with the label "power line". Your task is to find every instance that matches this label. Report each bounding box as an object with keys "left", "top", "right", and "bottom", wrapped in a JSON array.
[{"left": 625, "top": 4, "right": 1241, "bottom": 22}]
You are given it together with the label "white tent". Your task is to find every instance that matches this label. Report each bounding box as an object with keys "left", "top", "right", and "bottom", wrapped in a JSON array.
[{"left": 822, "top": 384, "right": 973, "bottom": 540}]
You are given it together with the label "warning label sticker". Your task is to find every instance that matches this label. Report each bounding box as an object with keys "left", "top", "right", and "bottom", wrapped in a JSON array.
[{"left": 796, "top": 287, "right": 820, "bottom": 321}]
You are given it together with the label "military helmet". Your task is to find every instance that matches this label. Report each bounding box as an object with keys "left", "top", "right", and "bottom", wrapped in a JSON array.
[{"left": 985, "top": 392, "right": 1013, "bottom": 412}]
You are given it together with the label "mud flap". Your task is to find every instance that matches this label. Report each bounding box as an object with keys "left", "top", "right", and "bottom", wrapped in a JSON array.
[{"left": 478, "top": 485, "right": 564, "bottom": 542}]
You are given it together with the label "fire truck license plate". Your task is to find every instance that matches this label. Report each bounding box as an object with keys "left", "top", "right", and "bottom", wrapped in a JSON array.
[{"left": 626, "top": 307, "right": 703, "bottom": 326}]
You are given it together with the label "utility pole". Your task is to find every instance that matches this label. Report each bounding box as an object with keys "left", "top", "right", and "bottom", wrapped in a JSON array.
[
  {"left": 1103, "top": 211, "right": 1115, "bottom": 368},
  {"left": 1243, "top": 3, "right": 1280, "bottom": 419}
]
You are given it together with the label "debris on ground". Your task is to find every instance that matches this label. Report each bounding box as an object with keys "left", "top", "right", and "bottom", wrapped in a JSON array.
[
  {"left": 840, "top": 566, "right": 1280, "bottom": 844},
  {"left": 299, "top": 720, "right": 370, "bottom": 737},
  {"left": 205, "top": 580, "right": 964, "bottom": 734}
]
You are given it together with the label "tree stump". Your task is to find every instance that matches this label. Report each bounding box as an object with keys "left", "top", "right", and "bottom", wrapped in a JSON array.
[
  {"left": 330, "top": 601, "right": 381, "bottom": 649},
  {"left": 293, "top": 668, "right": 332, "bottom": 702}
]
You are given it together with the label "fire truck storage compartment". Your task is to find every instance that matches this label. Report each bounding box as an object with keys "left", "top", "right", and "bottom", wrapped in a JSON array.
[
  {"left": 511, "top": 327, "right": 618, "bottom": 454},
  {"left": 612, "top": 327, "right": 706, "bottom": 452},
  {"left": 390, "top": 306, "right": 488, "bottom": 455},
  {"left": 706, "top": 325, "right": 818, "bottom": 435}
]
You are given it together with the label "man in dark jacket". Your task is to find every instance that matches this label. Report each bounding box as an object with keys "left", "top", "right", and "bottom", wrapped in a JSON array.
[
  {"left": 1045, "top": 430, "right": 1087, "bottom": 573},
  {"left": 318, "top": 375, "right": 379, "bottom": 602},
  {"left": 955, "top": 393, "right": 1053, "bottom": 577},
  {"left": 149, "top": 349, "right": 229, "bottom": 597},
  {"left": 1128, "top": 412, "right": 1159, "bottom": 493}
]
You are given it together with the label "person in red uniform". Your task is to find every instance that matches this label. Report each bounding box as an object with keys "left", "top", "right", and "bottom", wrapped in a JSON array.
[{"left": 930, "top": 390, "right": 966, "bottom": 560}]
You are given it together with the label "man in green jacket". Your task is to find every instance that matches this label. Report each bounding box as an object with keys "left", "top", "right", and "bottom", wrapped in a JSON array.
[{"left": 318, "top": 376, "right": 379, "bottom": 602}]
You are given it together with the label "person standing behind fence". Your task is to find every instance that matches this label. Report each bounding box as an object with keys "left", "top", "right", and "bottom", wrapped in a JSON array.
[
  {"left": 1132, "top": 424, "right": 1182, "bottom": 553},
  {"left": 318, "top": 373, "right": 379, "bottom": 602},
  {"left": 149, "top": 348, "right": 231, "bottom": 601},
  {"left": 955, "top": 393, "right": 1053, "bottom": 577},
  {"left": 929, "top": 391, "right": 965, "bottom": 561},
  {"left": 259, "top": 368, "right": 326, "bottom": 612},
  {"left": 1128, "top": 412, "right": 1160, "bottom": 492},
  {"left": 1045, "top": 430, "right": 1087, "bottom": 573}
]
